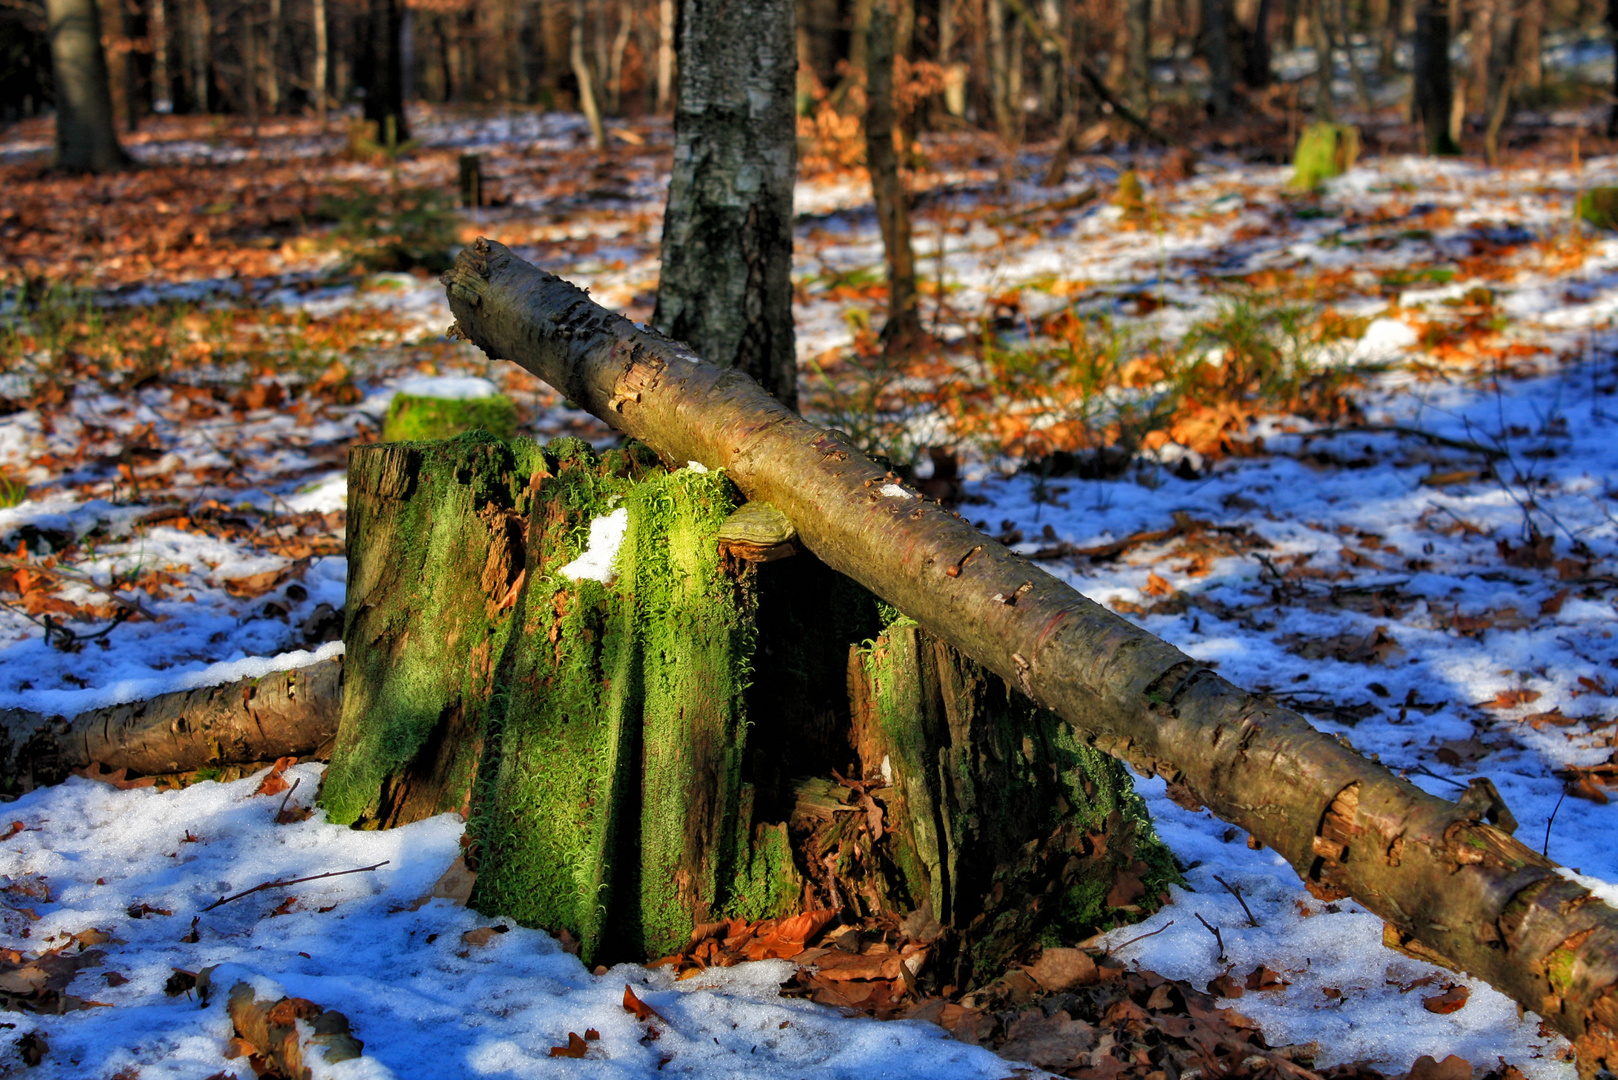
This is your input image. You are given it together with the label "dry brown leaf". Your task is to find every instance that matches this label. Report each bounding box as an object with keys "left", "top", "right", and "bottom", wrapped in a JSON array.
[
  {"left": 1408, "top": 1054, "right": 1475, "bottom": 1080},
  {"left": 1478, "top": 689, "right": 1541, "bottom": 710},
  {"left": 1421, "top": 985, "right": 1469, "bottom": 1014},
  {"left": 253, "top": 757, "right": 298, "bottom": 797},
  {"left": 623, "top": 983, "right": 668, "bottom": 1024},
  {"left": 1026, "top": 947, "right": 1098, "bottom": 993},
  {"left": 1243, "top": 965, "right": 1288, "bottom": 992}
]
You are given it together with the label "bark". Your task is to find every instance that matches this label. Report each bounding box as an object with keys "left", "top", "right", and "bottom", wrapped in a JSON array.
[
  {"left": 1242, "top": 0, "right": 1274, "bottom": 88},
  {"left": 651, "top": 0, "right": 798, "bottom": 408},
  {"left": 656, "top": 0, "right": 673, "bottom": 112},
  {"left": 1203, "top": 0, "right": 1234, "bottom": 116},
  {"left": 570, "top": 0, "right": 605, "bottom": 149},
  {"left": 152, "top": 0, "right": 171, "bottom": 112},
  {"left": 0, "top": 658, "right": 343, "bottom": 794},
  {"left": 1125, "top": 0, "right": 1150, "bottom": 110},
  {"left": 986, "top": 0, "right": 1020, "bottom": 141},
  {"left": 314, "top": 0, "right": 328, "bottom": 123},
  {"left": 1308, "top": 0, "right": 1336, "bottom": 120},
  {"left": 363, "top": 0, "right": 408, "bottom": 141},
  {"left": 442, "top": 238, "right": 1618, "bottom": 1068},
  {"left": 1610, "top": 0, "right": 1618, "bottom": 137},
  {"left": 1412, "top": 1, "right": 1459, "bottom": 153},
  {"left": 865, "top": 0, "right": 924, "bottom": 354},
  {"left": 187, "top": 0, "right": 208, "bottom": 112},
  {"left": 46, "top": 0, "right": 133, "bottom": 172}
]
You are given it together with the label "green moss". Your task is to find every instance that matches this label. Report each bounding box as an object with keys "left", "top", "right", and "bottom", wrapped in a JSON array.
[
  {"left": 1577, "top": 188, "right": 1618, "bottom": 230},
  {"left": 382, "top": 393, "right": 518, "bottom": 442},
  {"left": 724, "top": 819, "right": 802, "bottom": 924},
  {"left": 465, "top": 444, "right": 650, "bottom": 962},
  {"left": 1292, "top": 122, "right": 1361, "bottom": 191},
  {"left": 622, "top": 468, "right": 753, "bottom": 958},
  {"left": 320, "top": 432, "right": 549, "bottom": 827},
  {"left": 857, "top": 615, "right": 1178, "bottom": 984}
]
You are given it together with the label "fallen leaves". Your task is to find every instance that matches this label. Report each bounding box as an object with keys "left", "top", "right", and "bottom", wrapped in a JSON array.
[
  {"left": 1421, "top": 985, "right": 1470, "bottom": 1014},
  {"left": 622, "top": 983, "right": 667, "bottom": 1024}
]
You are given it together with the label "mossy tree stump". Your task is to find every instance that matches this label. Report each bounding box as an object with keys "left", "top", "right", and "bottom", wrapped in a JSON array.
[{"left": 321, "top": 434, "right": 1176, "bottom": 977}]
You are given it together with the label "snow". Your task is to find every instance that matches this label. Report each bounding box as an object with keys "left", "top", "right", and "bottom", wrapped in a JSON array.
[
  {"left": 0, "top": 765, "right": 1013, "bottom": 1080},
  {"left": 391, "top": 375, "right": 502, "bottom": 401},
  {"left": 558, "top": 507, "right": 631, "bottom": 584}
]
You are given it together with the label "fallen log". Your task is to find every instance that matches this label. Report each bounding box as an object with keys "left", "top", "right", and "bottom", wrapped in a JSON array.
[
  {"left": 444, "top": 238, "right": 1618, "bottom": 1072},
  {"left": 0, "top": 658, "right": 343, "bottom": 793}
]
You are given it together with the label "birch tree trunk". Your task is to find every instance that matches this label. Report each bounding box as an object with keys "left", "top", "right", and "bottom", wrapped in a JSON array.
[
  {"left": 570, "top": 0, "right": 605, "bottom": 149},
  {"left": 442, "top": 238, "right": 1618, "bottom": 1072},
  {"left": 652, "top": 0, "right": 797, "bottom": 407}
]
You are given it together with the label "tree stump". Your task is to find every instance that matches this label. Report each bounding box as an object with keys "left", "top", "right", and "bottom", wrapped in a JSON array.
[{"left": 321, "top": 434, "right": 1176, "bottom": 976}]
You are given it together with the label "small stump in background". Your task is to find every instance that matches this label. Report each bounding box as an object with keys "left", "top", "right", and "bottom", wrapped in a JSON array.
[
  {"left": 381, "top": 376, "right": 516, "bottom": 442},
  {"left": 1291, "top": 122, "right": 1361, "bottom": 192}
]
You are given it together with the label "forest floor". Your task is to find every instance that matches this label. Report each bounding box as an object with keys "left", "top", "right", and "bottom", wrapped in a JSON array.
[{"left": 1, "top": 96, "right": 1618, "bottom": 1080}]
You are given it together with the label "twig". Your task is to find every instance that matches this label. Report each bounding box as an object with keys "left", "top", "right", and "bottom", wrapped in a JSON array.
[
  {"left": 1407, "top": 762, "right": 1467, "bottom": 790},
  {"left": 1544, "top": 789, "right": 1567, "bottom": 858},
  {"left": 1194, "top": 912, "right": 1226, "bottom": 961},
  {"left": 1308, "top": 424, "right": 1507, "bottom": 459},
  {"left": 275, "top": 777, "right": 302, "bottom": 821},
  {"left": 1105, "top": 920, "right": 1173, "bottom": 956},
  {"left": 1213, "top": 875, "right": 1258, "bottom": 927},
  {"left": 200, "top": 861, "right": 389, "bottom": 912},
  {"left": 0, "top": 555, "right": 160, "bottom": 621}
]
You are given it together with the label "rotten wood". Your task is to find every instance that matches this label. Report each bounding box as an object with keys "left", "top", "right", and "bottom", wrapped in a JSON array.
[
  {"left": 226, "top": 982, "right": 365, "bottom": 1077},
  {"left": 0, "top": 658, "right": 343, "bottom": 793},
  {"left": 442, "top": 238, "right": 1618, "bottom": 1072}
]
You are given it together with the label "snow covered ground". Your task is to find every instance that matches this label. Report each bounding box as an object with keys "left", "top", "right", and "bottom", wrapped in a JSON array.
[{"left": 2, "top": 109, "right": 1618, "bottom": 1078}]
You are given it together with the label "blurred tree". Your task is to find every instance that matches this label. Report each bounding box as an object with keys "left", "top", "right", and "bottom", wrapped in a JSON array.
[{"left": 46, "top": 0, "right": 132, "bottom": 171}]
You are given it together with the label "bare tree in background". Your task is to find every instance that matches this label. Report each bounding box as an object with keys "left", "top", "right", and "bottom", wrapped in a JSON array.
[
  {"left": 866, "top": 0, "right": 923, "bottom": 353},
  {"left": 46, "top": 0, "right": 133, "bottom": 171},
  {"left": 1413, "top": 0, "right": 1460, "bottom": 153}
]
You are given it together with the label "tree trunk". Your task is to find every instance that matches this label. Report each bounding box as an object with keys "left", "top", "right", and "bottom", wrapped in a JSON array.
[
  {"left": 1204, "top": 0, "right": 1234, "bottom": 115},
  {"left": 1610, "top": 0, "right": 1618, "bottom": 136},
  {"left": 314, "top": 0, "right": 328, "bottom": 123},
  {"left": 364, "top": 0, "right": 408, "bottom": 142},
  {"left": 1245, "top": 0, "right": 1274, "bottom": 84},
  {"left": 865, "top": 0, "right": 924, "bottom": 353},
  {"left": 1308, "top": 0, "right": 1336, "bottom": 120},
  {"left": 656, "top": 0, "right": 673, "bottom": 111},
  {"left": 152, "top": 0, "right": 171, "bottom": 112},
  {"left": 47, "top": 0, "right": 133, "bottom": 171},
  {"left": 321, "top": 434, "right": 1175, "bottom": 974},
  {"left": 0, "top": 658, "right": 343, "bottom": 794},
  {"left": 1413, "top": 1, "right": 1460, "bottom": 154},
  {"left": 187, "top": 0, "right": 209, "bottom": 112},
  {"left": 1125, "top": 0, "right": 1150, "bottom": 110},
  {"left": 570, "top": 0, "right": 605, "bottom": 148},
  {"left": 651, "top": 0, "right": 798, "bottom": 408},
  {"left": 441, "top": 239, "right": 1618, "bottom": 1071}
]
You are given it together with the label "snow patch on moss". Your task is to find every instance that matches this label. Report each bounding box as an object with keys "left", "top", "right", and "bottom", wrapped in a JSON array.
[{"left": 559, "top": 507, "right": 630, "bottom": 583}]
